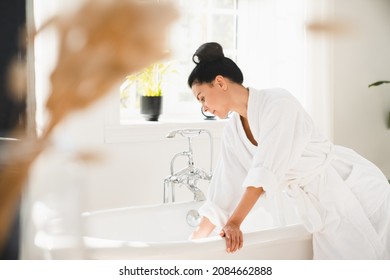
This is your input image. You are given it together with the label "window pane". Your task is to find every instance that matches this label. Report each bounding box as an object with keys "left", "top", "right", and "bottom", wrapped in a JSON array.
[
  {"left": 211, "top": 14, "right": 235, "bottom": 49},
  {"left": 210, "top": 0, "right": 236, "bottom": 9},
  {"left": 179, "top": 0, "right": 208, "bottom": 11}
]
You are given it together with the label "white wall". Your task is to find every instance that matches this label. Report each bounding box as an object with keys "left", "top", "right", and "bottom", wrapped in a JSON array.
[{"left": 331, "top": 0, "right": 390, "bottom": 177}]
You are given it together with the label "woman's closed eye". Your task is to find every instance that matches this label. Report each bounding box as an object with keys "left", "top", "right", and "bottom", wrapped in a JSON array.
[{"left": 200, "top": 96, "right": 205, "bottom": 103}]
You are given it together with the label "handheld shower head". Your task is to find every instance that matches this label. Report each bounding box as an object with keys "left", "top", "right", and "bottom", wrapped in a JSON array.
[
  {"left": 165, "top": 130, "right": 179, "bottom": 138},
  {"left": 166, "top": 129, "right": 203, "bottom": 139}
]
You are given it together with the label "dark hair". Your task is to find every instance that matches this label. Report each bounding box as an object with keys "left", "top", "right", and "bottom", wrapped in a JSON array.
[{"left": 187, "top": 42, "right": 243, "bottom": 87}]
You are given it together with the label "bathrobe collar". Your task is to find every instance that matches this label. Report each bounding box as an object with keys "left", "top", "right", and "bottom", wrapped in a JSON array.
[{"left": 246, "top": 87, "right": 260, "bottom": 142}]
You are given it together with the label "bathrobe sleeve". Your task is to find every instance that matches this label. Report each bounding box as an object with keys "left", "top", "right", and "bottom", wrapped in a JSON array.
[
  {"left": 198, "top": 119, "right": 249, "bottom": 229},
  {"left": 243, "top": 93, "right": 313, "bottom": 194}
]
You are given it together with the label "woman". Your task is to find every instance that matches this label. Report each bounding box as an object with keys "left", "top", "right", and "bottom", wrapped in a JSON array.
[{"left": 188, "top": 42, "right": 390, "bottom": 259}]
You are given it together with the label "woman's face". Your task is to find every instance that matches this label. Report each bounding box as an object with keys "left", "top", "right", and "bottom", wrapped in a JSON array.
[{"left": 191, "top": 76, "right": 230, "bottom": 119}]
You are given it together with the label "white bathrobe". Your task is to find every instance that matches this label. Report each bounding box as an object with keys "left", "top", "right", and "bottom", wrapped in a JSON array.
[{"left": 199, "top": 87, "right": 390, "bottom": 259}]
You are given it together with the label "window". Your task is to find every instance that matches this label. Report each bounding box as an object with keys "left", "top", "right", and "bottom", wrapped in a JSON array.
[
  {"left": 236, "top": 0, "right": 307, "bottom": 106},
  {"left": 32, "top": 0, "right": 315, "bottom": 132},
  {"left": 120, "top": 0, "right": 309, "bottom": 123},
  {"left": 119, "top": 0, "right": 239, "bottom": 123}
]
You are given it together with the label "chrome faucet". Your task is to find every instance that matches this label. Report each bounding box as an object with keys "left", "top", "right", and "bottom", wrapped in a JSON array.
[{"left": 163, "top": 129, "right": 213, "bottom": 203}]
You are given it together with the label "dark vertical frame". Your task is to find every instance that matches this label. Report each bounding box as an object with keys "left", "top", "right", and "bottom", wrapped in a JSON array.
[
  {"left": 0, "top": 0, "right": 26, "bottom": 260},
  {"left": 0, "top": 0, "right": 27, "bottom": 136}
]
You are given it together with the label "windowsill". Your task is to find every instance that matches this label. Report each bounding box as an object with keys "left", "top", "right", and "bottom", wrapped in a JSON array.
[
  {"left": 105, "top": 117, "right": 228, "bottom": 144},
  {"left": 120, "top": 114, "right": 220, "bottom": 124}
]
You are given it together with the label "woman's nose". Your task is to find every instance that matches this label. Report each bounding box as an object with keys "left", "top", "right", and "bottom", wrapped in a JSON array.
[{"left": 201, "top": 106, "right": 209, "bottom": 116}]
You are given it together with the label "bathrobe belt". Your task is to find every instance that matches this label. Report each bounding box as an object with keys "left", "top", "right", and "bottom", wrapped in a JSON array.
[
  {"left": 285, "top": 143, "right": 389, "bottom": 258},
  {"left": 285, "top": 143, "right": 335, "bottom": 233}
]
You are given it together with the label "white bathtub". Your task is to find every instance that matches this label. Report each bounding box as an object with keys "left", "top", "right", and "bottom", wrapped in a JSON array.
[{"left": 35, "top": 200, "right": 313, "bottom": 259}]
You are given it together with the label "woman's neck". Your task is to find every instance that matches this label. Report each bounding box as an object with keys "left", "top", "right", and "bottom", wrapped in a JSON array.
[{"left": 229, "top": 84, "right": 249, "bottom": 118}]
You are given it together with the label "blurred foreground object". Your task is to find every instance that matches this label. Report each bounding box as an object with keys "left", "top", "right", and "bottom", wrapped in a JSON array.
[
  {"left": 0, "top": 0, "right": 178, "bottom": 251},
  {"left": 306, "top": 21, "right": 353, "bottom": 36}
]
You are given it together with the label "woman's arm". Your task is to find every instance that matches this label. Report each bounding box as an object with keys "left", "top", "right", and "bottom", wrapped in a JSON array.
[
  {"left": 189, "top": 216, "right": 216, "bottom": 239},
  {"left": 220, "top": 186, "right": 264, "bottom": 253}
]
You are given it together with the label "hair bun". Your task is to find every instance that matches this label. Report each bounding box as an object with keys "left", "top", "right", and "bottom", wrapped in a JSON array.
[{"left": 192, "top": 42, "right": 224, "bottom": 64}]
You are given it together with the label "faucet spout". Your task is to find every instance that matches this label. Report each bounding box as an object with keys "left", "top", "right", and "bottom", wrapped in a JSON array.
[{"left": 191, "top": 186, "right": 206, "bottom": 201}]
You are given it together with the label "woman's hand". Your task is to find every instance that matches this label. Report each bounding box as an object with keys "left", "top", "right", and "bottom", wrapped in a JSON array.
[
  {"left": 219, "top": 186, "right": 264, "bottom": 253},
  {"left": 220, "top": 222, "right": 243, "bottom": 253},
  {"left": 189, "top": 216, "right": 215, "bottom": 240}
]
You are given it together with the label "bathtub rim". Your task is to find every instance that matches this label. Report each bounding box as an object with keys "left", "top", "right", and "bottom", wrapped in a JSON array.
[
  {"left": 36, "top": 223, "right": 312, "bottom": 254},
  {"left": 34, "top": 201, "right": 313, "bottom": 259}
]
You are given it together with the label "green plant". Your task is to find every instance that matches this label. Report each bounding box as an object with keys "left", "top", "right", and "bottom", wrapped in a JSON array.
[
  {"left": 125, "top": 62, "right": 174, "bottom": 97},
  {"left": 368, "top": 80, "right": 390, "bottom": 88},
  {"left": 120, "top": 62, "right": 175, "bottom": 108},
  {"left": 369, "top": 80, "right": 390, "bottom": 128}
]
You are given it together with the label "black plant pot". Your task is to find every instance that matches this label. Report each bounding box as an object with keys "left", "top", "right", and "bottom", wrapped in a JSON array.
[{"left": 140, "top": 96, "right": 163, "bottom": 121}]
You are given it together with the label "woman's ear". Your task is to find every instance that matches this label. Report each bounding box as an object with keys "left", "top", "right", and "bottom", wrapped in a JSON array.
[{"left": 215, "top": 75, "right": 228, "bottom": 90}]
